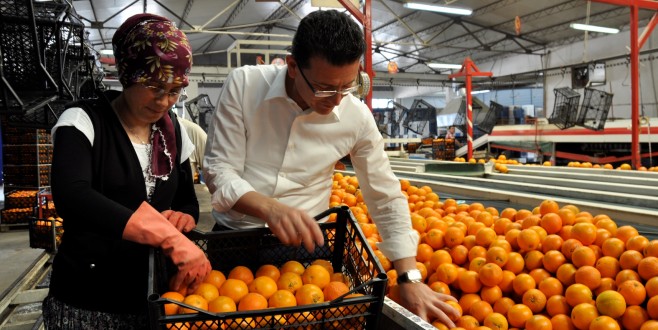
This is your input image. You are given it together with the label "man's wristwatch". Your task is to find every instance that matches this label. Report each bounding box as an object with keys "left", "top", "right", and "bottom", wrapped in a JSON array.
[{"left": 397, "top": 269, "right": 423, "bottom": 284}]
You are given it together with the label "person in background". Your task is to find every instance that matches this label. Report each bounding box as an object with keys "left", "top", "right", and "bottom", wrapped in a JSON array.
[
  {"left": 203, "top": 10, "right": 459, "bottom": 326},
  {"left": 179, "top": 116, "right": 207, "bottom": 183},
  {"left": 43, "top": 13, "right": 211, "bottom": 329},
  {"left": 445, "top": 125, "right": 462, "bottom": 147}
]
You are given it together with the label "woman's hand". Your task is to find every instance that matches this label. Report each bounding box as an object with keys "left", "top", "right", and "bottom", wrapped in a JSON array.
[{"left": 161, "top": 210, "right": 196, "bottom": 232}]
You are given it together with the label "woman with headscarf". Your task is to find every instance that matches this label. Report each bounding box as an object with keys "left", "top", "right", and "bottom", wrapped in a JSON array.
[{"left": 42, "top": 13, "right": 211, "bottom": 329}]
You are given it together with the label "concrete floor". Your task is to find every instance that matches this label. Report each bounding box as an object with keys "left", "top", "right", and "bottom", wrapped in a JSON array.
[{"left": 0, "top": 183, "right": 216, "bottom": 296}]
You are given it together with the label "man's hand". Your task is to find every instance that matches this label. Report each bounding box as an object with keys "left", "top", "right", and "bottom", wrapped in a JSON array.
[
  {"left": 264, "top": 203, "right": 325, "bottom": 252},
  {"left": 161, "top": 210, "right": 196, "bottom": 233},
  {"left": 398, "top": 282, "right": 460, "bottom": 327}
]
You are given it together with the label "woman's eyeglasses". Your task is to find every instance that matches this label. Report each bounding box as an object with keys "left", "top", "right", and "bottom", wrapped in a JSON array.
[
  {"left": 298, "top": 68, "right": 360, "bottom": 98},
  {"left": 141, "top": 84, "right": 186, "bottom": 100}
]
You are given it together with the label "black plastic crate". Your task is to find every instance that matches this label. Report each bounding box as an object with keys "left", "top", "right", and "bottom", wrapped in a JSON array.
[
  {"left": 28, "top": 217, "right": 63, "bottom": 252},
  {"left": 549, "top": 87, "right": 581, "bottom": 130},
  {"left": 147, "top": 206, "right": 387, "bottom": 330},
  {"left": 476, "top": 101, "right": 501, "bottom": 134},
  {"left": 576, "top": 88, "right": 613, "bottom": 131}
]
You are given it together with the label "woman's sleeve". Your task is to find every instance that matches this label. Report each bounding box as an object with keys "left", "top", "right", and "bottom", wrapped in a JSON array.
[{"left": 50, "top": 127, "right": 133, "bottom": 238}]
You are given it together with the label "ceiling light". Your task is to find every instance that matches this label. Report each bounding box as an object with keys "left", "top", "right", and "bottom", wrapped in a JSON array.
[
  {"left": 570, "top": 23, "right": 619, "bottom": 34},
  {"left": 471, "top": 90, "right": 490, "bottom": 95},
  {"left": 403, "top": 2, "right": 472, "bottom": 15},
  {"left": 99, "top": 49, "right": 114, "bottom": 55},
  {"left": 427, "top": 63, "right": 462, "bottom": 69}
]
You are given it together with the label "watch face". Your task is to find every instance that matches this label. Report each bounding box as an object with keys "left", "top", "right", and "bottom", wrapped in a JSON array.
[{"left": 407, "top": 269, "right": 422, "bottom": 281}]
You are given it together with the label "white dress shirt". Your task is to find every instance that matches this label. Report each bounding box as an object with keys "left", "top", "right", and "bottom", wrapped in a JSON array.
[{"left": 203, "top": 64, "right": 419, "bottom": 261}]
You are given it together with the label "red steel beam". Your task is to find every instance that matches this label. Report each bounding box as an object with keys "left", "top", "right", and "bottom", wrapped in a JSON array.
[
  {"left": 591, "top": 0, "right": 658, "bottom": 10},
  {"left": 639, "top": 12, "right": 658, "bottom": 49},
  {"left": 339, "top": 0, "right": 373, "bottom": 110}
]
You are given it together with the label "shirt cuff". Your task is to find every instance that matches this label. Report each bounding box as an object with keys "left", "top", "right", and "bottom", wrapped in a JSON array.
[{"left": 376, "top": 230, "right": 419, "bottom": 262}]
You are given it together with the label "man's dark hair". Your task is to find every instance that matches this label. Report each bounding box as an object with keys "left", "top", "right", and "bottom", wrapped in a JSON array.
[{"left": 291, "top": 10, "right": 366, "bottom": 69}]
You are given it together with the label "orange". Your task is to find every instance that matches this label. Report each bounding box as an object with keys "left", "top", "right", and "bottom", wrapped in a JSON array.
[
  {"left": 589, "top": 316, "right": 620, "bottom": 330},
  {"left": 595, "top": 256, "right": 620, "bottom": 279},
  {"left": 436, "top": 262, "right": 459, "bottom": 284},
  {"left": 228, "top": 265, "right": 254, "bottom": 285},
  {"left": 616, "top": 225, "right": 639, "bottom": 244},
  {"left": 546, "top": 295, "right": 570, "bottom": 316},
  {"left": 557, "top": 263, "right": 578, "bottom": 286},
  {"left": 539, "top": 277, "right": 564, "bottom": 298},
  {"left": 295, "top": 283, "right": 324, "bottom": 305},
  {"left": 480, "top": 285, "right": 502, "bottom": 304},
  {"left": 571, "top": 246, "right": 596, "bottom": 268},
  {"left": 595, "top": 278, "right": 617, "bottom": 296},
  {"left": 498, "top": 270, "right": 516, "bottom": 294},
  {"left": 517, "top": 229, "right": 540, "bottom": 251},
  {"left": 416, "top": 243, "right": 434, "bottom": 263},
  {"left": 512, "top": 273, "right": 536, "bottom": 296},
  {"left": 574, "top": 266, "right": 601, "bottom": 290},
  {"left": 280, "top": 260, "right": 305, "bottom": 275},
  {"left": 500, "top": 208, "right": 517, "bottom": 221},
  {"left": 485, "top": 246, "right": 508, "bottom": 267},
  {"left": 208, "top": 295, "right": 237, "bottom": 313},
  {"left": 543, "top": 250, "right": 567, "bottom": 273},
  {"left": 504, "top": 252, "right": 524, "bottom": 274},
  {"left": 322, "top": 281, "right": 349, "bottom": 301},
  {"left": 483, "top": 312, "right": 508, "bottom": 330},
  {"left": 237, "top": 292, "right": 268, "bottom": 311},
  {"left": 524, "top": 250, "right": 545, "bottom": 271},
  {"left": 301, "top": 264, "right": 331, "bottom": 289},
  {"left": 469, "top": 300, "right": 493, "bottom": 323},
  {"left": 179, "top": 294, "right": 208, "bottom": 314},
  {"left": 445, "top": 226, "right": 466, "bottom": 247},
  {"left": 543, "top": 234, "right": 564, "bottom": 253},
  {"left": 558, "top": 208, "right": 577, "bottom": 226},
  {"left": 641, "top": 321, "right": 658, "bottom": 330},
  {"left": 161, "top": 291, "right": 184, "bottom": 315},
  {"left": 194, "top": 282, "right": 220, "bottom": 303},
  {"left": 551, "top": 314, "right": 575, "bottom": 330},
  {"left": 595, "top": 290, "right": 626, "bottom": 318},
  {"left": 429, "top": 281, "right": 451, "bottom": 295},
  {"left": 522, "top": 288, "right": 547, "bottom": 313},
  {"left": 248, "top": 276, "right": 278, "bottom": 299},
  {"left": 450, "top": 245, "right": 469, "bottom": 266},
  {"left": 565, "top": 283, "right": 593, "bottom": 307},
  {"left": 617, "top": 279, "right": 646, "bottom": 305},
  {"left": 627, "top": 235, "right": 650, "bottom": 252},
  {"left": 492, "top": 296, "right": 515, "bottom": 315},
  {"left": 425, "top": 228, "right": 445, "bottom": 250},
  {"left": 479, "top": 263, "right": 503, "bottom": 287},
  {"left": 456, "top": 315, "right": 480, "bottom": 329},
  {"left": 458, "top": 270, "right": 482, "bottom": 293},
  {"left": 539, "top": 200, "right": 560, "bottom": 216},
  {"left": 219, "top": 278, "right": 249, "bottom": 303},
  {"left": 644, "top": 239, "right": 658, "bottom": 257},
  {"left": 638, "top": 256, "right": 658, "bottom": 280},
  {"left": 507, "top": 304, "right": 533, "bottom": 328},
  {"left": 525, "top": 315, "right": 552, "bottom": 330},
  {"left": 621, "top": 305, "right": 649, "bottom": 330},
  {"left": 562, "top": 239, "right": 584, "bottom": 260},
  {"left": 277, "top": 271, "right": 303, "bottom": 293},
  {"left": 203, "top": 270, "right": 227, "bottom": 290},
  {"left": 429, "top": 249, "right": 453, "bottom": 271},
  {"left": 602, "top": 238, "right": 626, "bottom": 259},
  {"left": 475, "top": 227, "right": 497, "bottom": 247},
  {"left": 595, "top": 229, "right": 613, "bottom": 246},
  {"left": 541, "top": 212, "right": 563, "bottom": 234},
  {"left": 459, "top": 293, "right": 482, "bottom": 314},
  {"left": 571, "top": 222, "right": 597, "bottom": 246},
  {"left": 645, "top": 276, "right": 658, "bottom": 297},
  {"left": 571, "top": 302, "right": 599, "bottom": 330},
  {"left": 647, "top": 296, "right": 658, "bottom": 319},
  {"left": 615, "top": 269, "right": 641, "bottom": 287}
]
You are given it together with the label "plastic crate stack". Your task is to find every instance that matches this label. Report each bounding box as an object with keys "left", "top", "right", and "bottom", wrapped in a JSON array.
[
  {"left": 1, "top": 127, "right": 52, "bottom": 225},
  {"left": 432, "top": 139, "right": 446, "bottom": 160},
  {"left": 1, "top": 0, "right": 100, "bottom": 129}
]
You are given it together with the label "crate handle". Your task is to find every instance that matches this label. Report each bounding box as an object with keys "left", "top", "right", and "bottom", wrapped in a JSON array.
[{"left": 313, "top": 206, "right": 346, "bottom": 221}]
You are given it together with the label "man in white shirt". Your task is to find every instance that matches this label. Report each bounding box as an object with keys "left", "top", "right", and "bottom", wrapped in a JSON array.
[{"left": 203, "top": 10, "right": 458, "bottom": 325}]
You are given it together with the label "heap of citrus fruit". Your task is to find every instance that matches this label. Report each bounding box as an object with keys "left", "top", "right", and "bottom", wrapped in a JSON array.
[
  {"left": 160, "top": 259, "right": 361, "bottom": 329},
  {"left": 331, "top": 173, "right": 658, "bottom": 330}
]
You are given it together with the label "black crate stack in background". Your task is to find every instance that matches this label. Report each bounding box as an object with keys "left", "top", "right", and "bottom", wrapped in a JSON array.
[{"left": 0, "top": 0, "right": 101, "bottom": 227}]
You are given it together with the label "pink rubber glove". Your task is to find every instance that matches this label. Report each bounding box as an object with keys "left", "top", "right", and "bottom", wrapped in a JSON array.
[
  {"left": 161, "top": 210, "right": 196, "bottom": 233},
  {"left": 123, "top": 202, "right": 211, "bottom": 293}
]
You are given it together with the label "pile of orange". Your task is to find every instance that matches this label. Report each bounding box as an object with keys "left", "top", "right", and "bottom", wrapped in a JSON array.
[
  {"left": 331, "top": 175, "right": 658, "bottom": 330},
  {"left": 160, "top": 259, "right": 357, "bottom": 329}
]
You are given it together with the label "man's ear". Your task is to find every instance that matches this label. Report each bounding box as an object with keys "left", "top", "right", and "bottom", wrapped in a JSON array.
[{"left": 286, "top": 55, "right": 297, "bottom": 78}]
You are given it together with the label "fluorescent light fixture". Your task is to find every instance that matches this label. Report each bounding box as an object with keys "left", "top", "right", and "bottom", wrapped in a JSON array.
[
  {"left": 427, "top": 63, "right": 463, "bottom": 69},
  {"left": 471, "top": 90, "right": 490, "bottom": 95},
  {"left": 403, "top": 2, "right": 472, "bottom": 15},
  {"left": 570, "top": 23, "right": 619, "bottom": 34},
  {"left": 99, "top": 49, "right": 114, "bottom": 55}
]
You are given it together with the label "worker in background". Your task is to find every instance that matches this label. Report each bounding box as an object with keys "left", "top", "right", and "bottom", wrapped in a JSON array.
[
  {"left": 179, "top": 116, "right": 207, "bottom": 183},
  {"left": 445, "top": 125, "right": 463, "bottom": 147},
  {"left": 203, "top": 10, "right": 459, "bottom": 326}
]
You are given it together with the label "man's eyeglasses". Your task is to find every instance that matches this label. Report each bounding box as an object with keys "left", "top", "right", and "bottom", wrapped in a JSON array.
[
  {"left": 141, "top": 84, "right": 186, "bottom": 100},
  {"left": 298, "top": 68, "right": 360, "bottom": 98}
]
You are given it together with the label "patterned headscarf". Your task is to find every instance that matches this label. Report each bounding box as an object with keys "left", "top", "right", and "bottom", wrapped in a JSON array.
[
  {"left": 112, "top": 13, "right": 192, "bottom": 88},
  {"left": 113, "top": 14, "right": 190, "bottom": 179}
]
